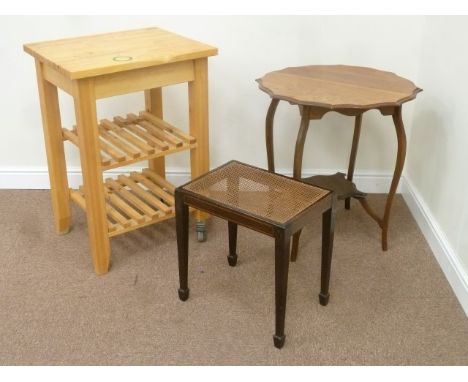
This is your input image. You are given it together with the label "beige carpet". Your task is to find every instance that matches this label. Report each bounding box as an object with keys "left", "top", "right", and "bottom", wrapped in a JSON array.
[{"left": 0, "top": 190, "right": 467, "bottom": 365}]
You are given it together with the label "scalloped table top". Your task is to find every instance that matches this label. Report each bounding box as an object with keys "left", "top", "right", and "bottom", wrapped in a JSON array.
[{"left": 256, "top": 65, "right": 421, "bottom": 109}]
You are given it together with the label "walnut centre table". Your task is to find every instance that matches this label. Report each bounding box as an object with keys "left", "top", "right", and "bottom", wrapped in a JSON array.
[
  {"left": 257, "top": 65, "right": 421, "bottom": 254},
  {"left": 24, "top": 28, "right": 217, "bottom": 274}
]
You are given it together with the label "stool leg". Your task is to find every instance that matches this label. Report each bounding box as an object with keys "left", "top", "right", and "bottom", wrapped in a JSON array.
[
  {"left": 175, "top": 190, "right": 190, "bottom": 301},
  {"left": 319, "top": 207, "right": 336, "bottom": 306},
  {"left": 227, "top": 221, "right": 238, "bottom": 266},
  {"left": 290, "top": 230, "right": 301, "bottom": 262},
  {"left": 273, "top": 229, "right": 291, "bottom": 349}
]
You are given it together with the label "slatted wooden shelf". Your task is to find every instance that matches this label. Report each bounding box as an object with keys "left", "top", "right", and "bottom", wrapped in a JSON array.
[
  {"left": 70, "top": 168, "right": 177, "bottom": 237},
  {"left": 63, "top": 111, "right": 197, "bottom": 170}
]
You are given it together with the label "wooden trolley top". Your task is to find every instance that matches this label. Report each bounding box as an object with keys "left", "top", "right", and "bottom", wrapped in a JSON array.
[{"left": 24, "top": 27, "right": 218, "bottom": 80}]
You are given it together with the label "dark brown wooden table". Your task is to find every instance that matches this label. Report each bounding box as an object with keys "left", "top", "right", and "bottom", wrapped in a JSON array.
[
  {"left": 175, "top": 160, "right": 335, "bottom": 348},
  {"left": 257, "top": 65, "right": 421, "bottom": 259}
]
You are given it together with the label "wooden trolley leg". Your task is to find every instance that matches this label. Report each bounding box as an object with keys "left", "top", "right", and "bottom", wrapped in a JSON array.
[
  {"left": 345, "top": 114, "right": 363, "bottom": 210},
  {"left": 35, "top": 60, "right": 71, "bottom": 234},
  {"left": 73, "top": 78, "right": 110, "bottom": 275},
  {"left": 319, "top": 204, "right": 336, "bottom": 306},
  {"left": 145, "top": 88, "right": 166, "bottom": 177},
  {"left": 189, "top": 58, "right": 210, "bottom": 225},
  {"left": 290, "top": 107, "right": 311, "bottom": 262},
  {"left": 227, "top": 221, "right": 238, "bottom": 266},
  {"left": 381, "top": 106, "right": 407, "bottom": 251},
  {"left": 273, "top": 229, "right": 291, "bottom": 349},
  {"left": 175, "top": 190, "right": 190, "bottom": 301}
]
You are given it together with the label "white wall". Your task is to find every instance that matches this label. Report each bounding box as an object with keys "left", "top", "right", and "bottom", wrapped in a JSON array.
[
  {"left": 0, "top": 15, "right": 424, "bottom": 177},
  {"left": 406, "top": 16, "right": 468, "bottom": 274}
]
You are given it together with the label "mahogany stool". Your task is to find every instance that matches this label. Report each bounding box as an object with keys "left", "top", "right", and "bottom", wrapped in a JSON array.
[{"left": 174, "top": 160, "right": 336, "bottom": 348}]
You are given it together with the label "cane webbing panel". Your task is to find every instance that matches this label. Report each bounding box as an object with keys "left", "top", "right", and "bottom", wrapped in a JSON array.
[{"left": 184, "top": 161, "right": 330, "bottom": 224}]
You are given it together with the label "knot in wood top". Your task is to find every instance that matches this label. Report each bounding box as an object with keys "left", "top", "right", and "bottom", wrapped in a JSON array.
[{"left": 257, "top": 65, "right": 421, "bottom": 109}]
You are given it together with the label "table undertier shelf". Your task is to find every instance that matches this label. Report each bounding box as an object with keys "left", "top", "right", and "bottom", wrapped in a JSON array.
[
  {"left": 70, "top": 168, "right": 177, "bottom": 237},
  {"left": 63, "top": 111, "right": 196, "bottom": 170},
  {"left": 302, "top": 172, "right": 366, "bottom": 200}
]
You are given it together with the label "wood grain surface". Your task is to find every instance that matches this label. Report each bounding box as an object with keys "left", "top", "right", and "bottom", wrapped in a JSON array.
[
  {"left": 24, "top": 27, "right": 218, "bottom": 79},
  {"left": 257, "top": 65, "right": 421, "bottom": 109}
]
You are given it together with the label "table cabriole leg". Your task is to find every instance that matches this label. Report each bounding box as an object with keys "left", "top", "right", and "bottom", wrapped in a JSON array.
[
  {"left": 35, "top": 60, "right": 71, "bottom": 234},
  {"left": 73, "top": 78, "right": 110, "bottom": 275},
  {"left": 273, "top": 228, "right": 291, "bottom": 349},
  {"left": 290, "top": 107, "right": 311, "bottom": 262},
  {"left": 358, "top": 198, "right": 383, "bottom": 227},
  {"left": 381, "top": 106, "right": 407, "bottom": 251},
  {"left": 175, "top": 190, "right": 190, "bottom": 301},
  {"left": 189, "top": 58, "right": 210, "bottom": 225},
  {"left": 266, "top": 98, "right": 280, "bottom": 172},
  {"left": 345, "top": 114, "right": 363, "bottom": 210},
  {"left": 145, "top": 88, "right": 166, "bottom": 177},
  {"left": 293, "top": 107, "right": 311, "bottom": 179}
]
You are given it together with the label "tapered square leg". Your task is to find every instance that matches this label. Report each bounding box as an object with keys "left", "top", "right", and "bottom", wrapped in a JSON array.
[
  {"left": 290, "top": 229, "right": 302, "bottom": 262},
  {"left": 227, "top": 221, "right": 238, "bottom": 266},
  {"left": 175, "top": 190, "right": 190, "bottom": 301},
  {"left": 319, "top": 206, "right": 336, "bottom": 306},
  {"left": 273, "top": 229, "right": 291, "bottom": 349}
]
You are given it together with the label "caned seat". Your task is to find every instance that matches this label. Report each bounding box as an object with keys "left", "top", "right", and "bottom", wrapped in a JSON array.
[{"left": 184, "top": 161, "right": 329, "bottom": 225}]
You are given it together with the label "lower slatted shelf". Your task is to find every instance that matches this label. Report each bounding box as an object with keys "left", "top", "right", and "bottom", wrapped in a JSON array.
[{"left": 70, "top": 168, "right": 176, "bottom": 237}]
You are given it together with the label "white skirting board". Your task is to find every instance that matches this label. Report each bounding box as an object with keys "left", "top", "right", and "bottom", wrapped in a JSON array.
[
  {"left": 1, "top": 166, "right": 466, "bottom": 316},
  {"left": 401, "top": 177, "right": 468, "bottom": 316},
  {"left": 0, "top": 166, "right": 401, "bottom": 192}
]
